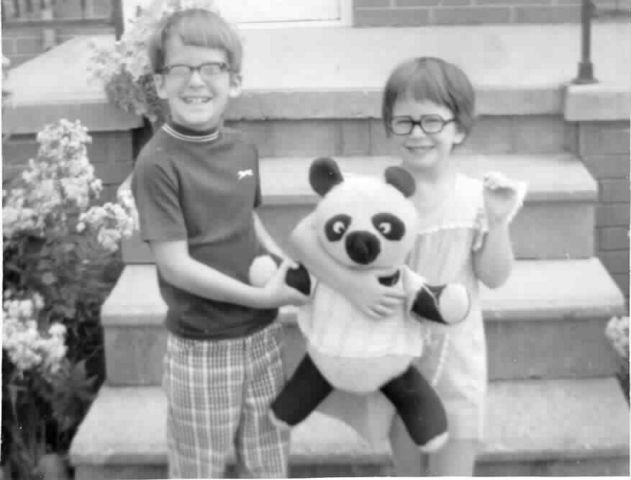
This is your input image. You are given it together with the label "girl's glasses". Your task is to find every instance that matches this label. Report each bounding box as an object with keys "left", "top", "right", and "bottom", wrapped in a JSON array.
[
  {"left": 390, "top": 115, "right": 456, "bottom": 135},
  {"left": 161, "top": 62, "right": 230, "bottom": 82}
]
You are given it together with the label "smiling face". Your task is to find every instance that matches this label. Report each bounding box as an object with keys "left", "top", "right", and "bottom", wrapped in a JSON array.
[
  {"left": 154, "top": 36, "right": 241, "bottom": 131},
  {"left": 390, "top": 97, "right": 465, "bottom": 175}
]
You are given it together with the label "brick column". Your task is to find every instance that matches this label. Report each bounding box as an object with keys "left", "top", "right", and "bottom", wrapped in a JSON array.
[{"left": 578, "top": 120, "right": 630, "bottom": 296}]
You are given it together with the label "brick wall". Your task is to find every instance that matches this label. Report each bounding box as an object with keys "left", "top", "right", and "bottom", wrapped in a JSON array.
[
  {"left": 2, "top": 0, "right": 113, "bottom": 66},
  {"left": 354, "top": 0, "right": 630, "bottom": 26},
  {"left": 3, "top": 0, "right": 629, "bottom": 66},
  {"left": 578, "top": 120, "right": 630, "bottom": 296}
]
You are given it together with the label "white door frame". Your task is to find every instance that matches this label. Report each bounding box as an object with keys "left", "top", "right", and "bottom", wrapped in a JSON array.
[{"left": 123, "top": 0, "right": 352, "bottom": 29}]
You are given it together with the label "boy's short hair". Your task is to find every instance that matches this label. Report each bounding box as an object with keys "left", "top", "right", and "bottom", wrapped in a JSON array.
[
  {"left": 382, "top": 57, "right": 475, "bottom": 136},
  {"left": 147, "top": 8, "right": 243, "bottom": 74}
]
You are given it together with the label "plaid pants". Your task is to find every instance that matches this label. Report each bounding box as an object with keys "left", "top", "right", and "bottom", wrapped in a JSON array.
[{"left": 162, "top": 323, "right": 290, "bottom": 478}]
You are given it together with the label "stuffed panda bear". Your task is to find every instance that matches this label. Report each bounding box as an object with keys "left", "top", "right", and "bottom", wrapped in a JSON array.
[{"left": 252, "top": 157, "right": 470, "bottom": 452}]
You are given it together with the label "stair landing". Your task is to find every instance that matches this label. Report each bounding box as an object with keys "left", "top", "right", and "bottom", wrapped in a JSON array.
[
  {"left": 4, "top": 23, "right": 630, "bottom": 135},
  {"left": 70, "top": 377, "right": 629, "bottom": 478}
]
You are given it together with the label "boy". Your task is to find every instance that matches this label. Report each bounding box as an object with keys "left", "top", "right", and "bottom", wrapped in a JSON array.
[{"left": 131, "top": 8, "right": 307, "bottom": 478}]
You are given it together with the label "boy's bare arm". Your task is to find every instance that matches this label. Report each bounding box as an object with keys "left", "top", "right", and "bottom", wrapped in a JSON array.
[
  {"left": 290, "top": 214, "right": 405, "bottom": 318},
  {"left": 253, "top": 212, "right": 291, "bottom": 262},
  {"left": 151, "top": 240, "right": 307, "bottom": 308}
]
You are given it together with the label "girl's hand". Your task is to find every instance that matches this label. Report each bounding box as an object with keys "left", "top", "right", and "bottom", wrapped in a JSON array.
[
  {"left": 339, "top": 271, "right": 407, "bottom": 319},
  {"left": 262, "top": 261, "right": 310, "bottom": 307},
  {"left": 483, "top": 171, "right": 524, "bottom": 227}
]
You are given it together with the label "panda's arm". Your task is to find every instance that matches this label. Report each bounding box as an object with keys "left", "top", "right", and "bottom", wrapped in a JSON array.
[
  {"left": 285, "top": 264, "right": 312, "bottom": 296},
  {"left": 402, "top": 268, "right": 469, "bottom": 325}
]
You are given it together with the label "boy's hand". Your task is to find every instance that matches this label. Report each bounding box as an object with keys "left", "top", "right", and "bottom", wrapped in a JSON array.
[
  {"left": 339, "top": 271, "right": 407, "bottom": 319},
  {"left": 262, "top": 261, "right": 310, "bottom": 307},
  {"left": 483, "top": 171, "right": 524, "bottom": 227}
]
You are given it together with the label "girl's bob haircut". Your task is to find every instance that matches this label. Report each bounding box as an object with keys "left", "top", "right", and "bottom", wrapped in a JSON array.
[
  {"left": 382, "top": 57, "right": 475, "bottom": 136},
  {"left": 147, "top": 8, "right": 243, "bottom": 75}
]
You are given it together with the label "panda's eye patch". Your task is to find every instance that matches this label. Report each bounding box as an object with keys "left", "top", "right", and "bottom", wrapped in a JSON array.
[
  {"left": 372, "top": 213, "right": 405, "bottom": 240},
  {"left": 325, "top": 214, "right": 351, "bottom": 241}
]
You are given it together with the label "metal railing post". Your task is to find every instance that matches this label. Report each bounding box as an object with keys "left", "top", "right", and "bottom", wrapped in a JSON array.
[
  {"left": 573, "top": 0, "right": 597, "bottom": 84},
  {"left": 112, "top": 0, "right": 124, "bottom": 40}
]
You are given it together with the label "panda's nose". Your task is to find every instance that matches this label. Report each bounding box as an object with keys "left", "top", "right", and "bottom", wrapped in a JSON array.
[{"left": 345, "top": 231, "right": 381, "bottom": 265}]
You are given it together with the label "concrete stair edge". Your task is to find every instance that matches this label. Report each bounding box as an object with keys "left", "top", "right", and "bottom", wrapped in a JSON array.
[
  {"left": 69, "top": 386, "right": 391, "bottom": 467},
  {"left": 121, "top": 152, "right": 599, "bottom": 263},
  {"left": 69, "top": 378, "right": 629, "bottom": 469},
  {"left": 101, "top": 258, "right": 626, "bottom": 327},
  {"left": 259, "top": 153, "right": 598, "bottom": 205},
  {"left": 478, "top": 377, "right": 630, "bottom": 462}
]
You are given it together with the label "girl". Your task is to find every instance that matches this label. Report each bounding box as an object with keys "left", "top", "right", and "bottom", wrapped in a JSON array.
[{"left": 289, "top": 57, "right": 526, "bottom": 476}]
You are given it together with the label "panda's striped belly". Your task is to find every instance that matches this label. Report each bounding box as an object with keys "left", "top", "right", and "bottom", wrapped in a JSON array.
[{"left": 297, "top": 281, "right": 425, "bottom": 358}]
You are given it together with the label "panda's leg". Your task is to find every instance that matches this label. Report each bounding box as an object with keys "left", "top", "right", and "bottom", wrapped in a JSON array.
[
  {"left": 270, "top": 354, "right": 333, "bottom": 427},
  {"left": 380, "top": 366, "right": 448, "bottom": 452}
]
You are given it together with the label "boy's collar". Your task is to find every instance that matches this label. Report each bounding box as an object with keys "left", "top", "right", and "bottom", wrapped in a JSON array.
[{"left": 163, "top": 121, "right": 221, "bottom": 143}]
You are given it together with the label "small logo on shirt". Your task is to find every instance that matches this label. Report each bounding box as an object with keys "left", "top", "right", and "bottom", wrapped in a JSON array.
[{"left": 238, "top": 169, "right": 253, "bottom": 180}]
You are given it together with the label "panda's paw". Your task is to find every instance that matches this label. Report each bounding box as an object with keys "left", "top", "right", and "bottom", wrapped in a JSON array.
[
  {"left": 285, "top": 263, "right": 311, "bottom": 296},
  {"left": 249, "top": 255, "right": 279, "bottom": 287},
  {"left": 438, "top": 284, "right": 470, "bottom": 325},
  {"left": 419, "top": 431, "right": 449, "bottom": 453}
]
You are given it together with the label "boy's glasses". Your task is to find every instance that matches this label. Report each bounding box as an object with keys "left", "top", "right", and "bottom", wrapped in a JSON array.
[
  {"left": 161, "top": 62, "right": 230, "bottom": 82},
  {"left": 390, "top": 115, "right": 456, "bottom": 135}
]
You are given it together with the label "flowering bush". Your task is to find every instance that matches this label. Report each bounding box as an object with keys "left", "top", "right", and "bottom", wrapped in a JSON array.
[
  {"left": 2, "top": 119, "right": 137, "bottom": 479},
  {"left": 89, "top": 0, "right": 219, "bottom": 124},
  {"left": 2, "top": 294, "right": 90, "bottom": 480},
  {"left": 605, "top": 315, "right": 629, "bottom": 403}
]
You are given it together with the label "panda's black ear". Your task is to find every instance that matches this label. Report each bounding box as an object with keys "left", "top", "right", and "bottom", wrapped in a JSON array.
[
  {"left": 310, "top": 157, "right": 344, "bottom": 197},
  {"left": 385, "top": 166, "right": 416, "bottom": 198}
]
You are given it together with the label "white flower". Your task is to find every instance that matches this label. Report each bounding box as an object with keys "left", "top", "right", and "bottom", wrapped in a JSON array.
[
  {"left": 2, "top": 296, "right": 69, "bottom": 375},
  {"left": 606, "top": 316, "right": 629, "bottom": 360},
  {"left": 78, "top": 198, "right": 138, "bottom": 252},
  {"left": 33, "top": 293, "right": 44, "bottom": 310},
  {"left": 48, "top": 323, "right": 66, "bottom": 338},
  {"left": 2, "top": 204, "right": 38, "bottom": 237},
  {"left": 97, "top": 227, "right": 122, "bottom": 253}
]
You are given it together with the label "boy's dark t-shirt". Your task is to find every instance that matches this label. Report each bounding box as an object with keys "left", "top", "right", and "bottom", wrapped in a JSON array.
[{"left": 132, "top": 122, "right": 277, "bottom": 340}]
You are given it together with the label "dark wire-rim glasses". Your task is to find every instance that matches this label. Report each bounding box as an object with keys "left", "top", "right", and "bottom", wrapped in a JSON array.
[
  {"left": 390, "top": 115, "right": 456, "bottom": 135},
  {"left": 161, "top": 62, "right": 231, "bottom": 82}
]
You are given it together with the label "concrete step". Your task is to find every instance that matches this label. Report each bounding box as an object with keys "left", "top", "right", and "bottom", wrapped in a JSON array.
[
  {"left": 102, "top": 259, "right": 625, "bottom": 386},
  {"left": 69, "top": 377, "right": 629, "bottom": 478},
  {"left": 476, "top": 377, "right": 629, "bottom": 476},
  {"left": 122, "top": 153, "right": 597, "bottom": 264}
]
